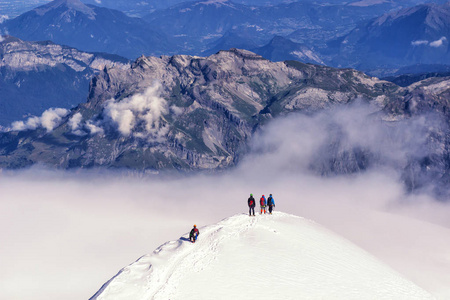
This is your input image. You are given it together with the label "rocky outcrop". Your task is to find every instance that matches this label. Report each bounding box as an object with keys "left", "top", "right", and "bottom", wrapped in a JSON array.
[
  {"left": 0, "top": 49, "right": 394, "bottom": 169},
  {"left": 0, "top": 49, "right": 449, "bottom": 196}
]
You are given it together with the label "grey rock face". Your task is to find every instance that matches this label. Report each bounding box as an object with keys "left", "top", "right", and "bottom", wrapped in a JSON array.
[
  {"left": 0, "top": 49, "right": 449, "bottom": 197},
  {"left": 0, "top": 49, "right": 393, "bottom": 169},
  {"left": 251, "top": 36, "right": 324, "bottom": 65}
]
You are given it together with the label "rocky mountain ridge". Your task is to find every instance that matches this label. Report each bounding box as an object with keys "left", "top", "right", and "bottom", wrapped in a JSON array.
[
  {"left": 0, "top": 0, "right": 172, "bottom": 59},
  {"left": 3, "top": 0, "right": 450, "bottom": 75},
  {"left": 0, "top": 49, "right": 448, "bottom": 195},
  {"left": 333, "top": 1, "right": 450, "bottom": 74},
  {"left": 0, "top": 35, "right": 128, "bottom": 71}
]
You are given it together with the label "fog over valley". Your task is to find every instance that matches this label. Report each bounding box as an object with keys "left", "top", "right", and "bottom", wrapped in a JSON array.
[{"left": 2, "top": 107, "right": 450, "bottom": 299}]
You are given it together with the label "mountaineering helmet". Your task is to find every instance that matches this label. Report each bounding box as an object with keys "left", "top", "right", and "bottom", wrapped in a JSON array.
[
  {"left": 250, "top": 193, "right": 253, "bottom": 196},
  {"left": 194, "top": 224, "right": 197, "bottom": 228}
]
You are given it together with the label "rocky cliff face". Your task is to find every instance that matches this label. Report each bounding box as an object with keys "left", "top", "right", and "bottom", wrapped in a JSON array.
[
  {"left": 0, "top": 49, "right": 449, "bottom": 195},
  {"left": 0, "top": 49, "right": 394, "bottom": 169}
]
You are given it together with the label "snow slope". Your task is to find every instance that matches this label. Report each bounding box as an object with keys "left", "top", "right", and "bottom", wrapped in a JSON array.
[{"left": 91, "top": 212, "right": 433, "bottom": 300}]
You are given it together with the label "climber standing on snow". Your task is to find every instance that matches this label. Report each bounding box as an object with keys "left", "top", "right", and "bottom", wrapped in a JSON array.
[
  {"left": 190, "top": 224, "right": 199, "bottom": 243},
  {"left": 248, "top": 194, "right": 256, "bottom": 216},
  {"left": 260, "top": 195, "right": 267, "bottom": 214},
  {"left": 267, "top": 194, "right": 275, "bottom": 214}
]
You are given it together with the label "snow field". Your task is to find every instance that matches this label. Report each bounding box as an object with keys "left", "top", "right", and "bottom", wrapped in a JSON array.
[{"left": 91, "top": 212, "right": 434, "bottom": 300}]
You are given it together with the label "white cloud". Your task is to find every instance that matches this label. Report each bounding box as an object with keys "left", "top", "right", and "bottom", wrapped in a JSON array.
[
  {"left": 103, "top": 82, "right": 169, "bottom": 140},
  {"left": 94, "top": 0, "right": 102, "bottom": 3},
  {"left": 430, "top": 36, "right": 447, "bottom": 48},
  {"left": 0, "top": 26, "right": 8, "bottom": 42},
  {"left": 0, "top": 15, "right": 8, "bottom": 24},
  {"left": 411, "top": 40, "right": 429, "bottom": 46},
  {"left": 68, "top": 112, "right": 86, "bottom": 136},
  {"left": 85, "top": 120, "right": 104, "bottom": 135},
  {"left": 11, "top": 108, "right": 68, "bottom": 132},
  {"left": 170, "top": 105, "right": 184, "bottom": 116},
  {"left": 62, "top": 83, "right": 170, "bottom": 138},
  {"left": 41, "top": 108, "right": 69, "bottom": 132},
  {"left": 412, "top": 37, "right": 448, "bottom": 48},
  {"left": 68, "top": 112, "right": 82, "bottom": 130}
]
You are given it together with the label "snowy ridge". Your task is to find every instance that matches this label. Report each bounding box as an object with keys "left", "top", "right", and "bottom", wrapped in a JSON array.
[{"left": 91, "top": 212, "right": 433, "bottom": 300}]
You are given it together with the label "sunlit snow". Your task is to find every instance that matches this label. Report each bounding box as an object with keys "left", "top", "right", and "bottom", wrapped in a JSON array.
[{"left": 92, "top": 212, "right": 433, "bottom": 300}]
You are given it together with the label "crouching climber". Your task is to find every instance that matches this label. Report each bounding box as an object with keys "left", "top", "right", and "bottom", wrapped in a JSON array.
[{"left": 190, "top": 225, "right": 200, "bottom": 243}]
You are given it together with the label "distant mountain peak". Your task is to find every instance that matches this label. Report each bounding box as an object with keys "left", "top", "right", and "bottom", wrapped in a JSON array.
[
  {"left": 34, "top": 0, "right": 96, "bottom": 19},
  {"left": 219, "top": 48, "right": 266, "bottom": 60},
  {"left": 193, "top": 0, "right": 237, "bottom": 9},
  {"left": 196, "top": 0, "right": 231, "bottom": 5},
  {"left": 373, "top": 2, "right": 446, "bottom": 27}
]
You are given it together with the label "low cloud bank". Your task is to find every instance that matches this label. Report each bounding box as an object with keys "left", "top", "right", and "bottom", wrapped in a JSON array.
[
  {"left": 1, "top": 104, "right": 449, "bottom": 299},
  {"left": 10, "top": 108, "right": 68, "bottom": 132},
  {"left": 5, "top": 82, "right": 172, "bottom": 140},
  {"left": 242, "top": 104, "right": 447, "bottom": 196}
]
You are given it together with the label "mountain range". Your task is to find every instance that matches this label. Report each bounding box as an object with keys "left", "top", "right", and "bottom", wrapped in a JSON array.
[
  {"left": 0, "top": 49, "right": 449, "bottom": 197},
  {"left": 0, "top": 0, "right": 172, "bottom": 59},
  {"left": 0, "top": 0, "right": 449, "bottom": 198},
  {"left": 1, "top": 49, "right": 388, "bottom": 170},
  {"left": 143, "top": 0, "right": 405, "bottom": 55},
  {"left": 2, "top": 0, "right": 450, "bottom": 73},
  {"left": 332, "top": 1, "right": 450, "bottom": 75}
]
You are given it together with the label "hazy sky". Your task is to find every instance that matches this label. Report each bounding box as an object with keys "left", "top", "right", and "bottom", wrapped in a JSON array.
[{"left": 1, "top": 105, "right": 450, "bottom": 300}]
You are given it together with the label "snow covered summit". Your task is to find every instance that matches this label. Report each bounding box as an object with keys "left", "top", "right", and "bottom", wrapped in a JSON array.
[{"left": 91, "top": 212, "right": 432, "bottom": 300}]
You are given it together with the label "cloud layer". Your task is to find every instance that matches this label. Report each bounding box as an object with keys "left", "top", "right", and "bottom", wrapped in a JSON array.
[{"left": 1, "top": 104, "right": 450, "bottom": 300}]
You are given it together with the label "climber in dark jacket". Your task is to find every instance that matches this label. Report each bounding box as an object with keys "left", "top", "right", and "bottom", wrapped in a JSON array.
[
  {"left": 248, "top": 194, "right": 256, "bottom": 216},
  {"left": 267, "top": 194, "right": 276, "bottom": 214}
]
